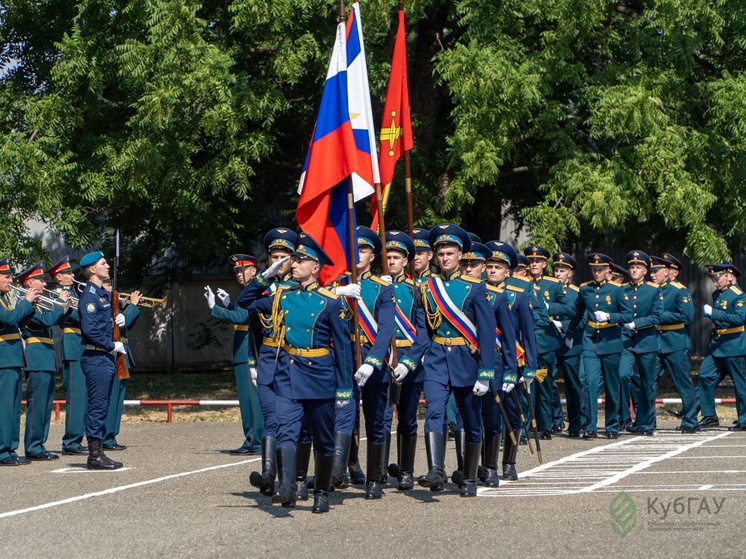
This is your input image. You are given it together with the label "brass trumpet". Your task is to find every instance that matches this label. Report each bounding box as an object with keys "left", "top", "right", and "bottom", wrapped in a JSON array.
[
  {"left": 119, "top": 292, "right": 168, "bottom": 308},
  {"left": 43, "top": 287, "right": 78, "bottom": 309},
  {"left": 10, "top": 285, "right": 73, "bottom": 313}
]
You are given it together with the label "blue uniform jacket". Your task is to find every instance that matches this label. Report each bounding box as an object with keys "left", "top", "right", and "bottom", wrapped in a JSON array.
[
  {"left": 501, "top": 276, "right": 539, "bottom": 375},
  {"left": 0, "top": 294, "right": 35, "bottom": 368},
  {"left": 52, "top": 286, "right": 83, "bottom": 362},
  {"left": 706, "top": 284, "right": 746, "bottom": 358},
  {"left": 487, "top": 284, "right": 518, "bottom": 384},
  {"left": 210, "top": 296, "right": 256, "bottom": 367},
  {"left": 79, "top": 282, "right": 114, "bottom": 352},
  {"left": 657, "top": 280, "right": 693, "bottom": 354},
  {"left": 391, "top": 275, "right": 429, "bottom": 384},
  {"left": 568, "top": 280, "right": 633, "bottom": 355},
  {"left": 622, "top": 281, "right": 663, "bottom": 354},
  {"left": 22, "top": 304, "right": 67, "bottom": 372}
]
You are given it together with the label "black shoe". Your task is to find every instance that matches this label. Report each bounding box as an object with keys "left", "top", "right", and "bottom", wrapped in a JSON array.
[
  {"left": 583, "top": 431, "right": 598, "bottom": 439},
  {"left": 229, "top": 446, "right": 260, "bottom": 455},
  {"left": 551, "top": 422, "right": 564, "bottom": 433},
  {"left": 519, "top": 434, "right": 528, "bottom": 445},
  {"left": 312, "top": 490, "right": 329, "bottom": 513},
  {"left": 680, "top": 426, "right": 700, "bottom": 434},
  {"left": 87, "top": 441, "right": 122, "bottom": 470},
  {"left": 626, "top": 424, "right": 643, "bottom": 433},
  {"left": 698, "top": 416, "right": 719, "bottom": 428},
  {"left": 348, "top": 462, "right": 366, "bottom": 485},
  {"left": 14, "top": 456, "right": 31, "bottom": 465},
  {"left": 667, "top": 409, "right": 683, "bottom": 419},
  {"left": 640, "top": 430, "right": 654, "bottom": 436},
  {"left": 103, "top": 443, "right": 127, "bottom": 451},
  {"left": 365, "top": 480, "right": 383, "bottom": 499},
  {"left": 27, "top": 452, "right": 59, "bottom": 461},
  {"left": 606, "top": 432, "right": 619, "bottom": 439},
  {"left": 0, "top": 457, "right": 21, "bottom": 466},
  {"left": 502, "top": 463, "right": 518, "bottom": 481},
  {"left": 568, "top": 431, "right": 580, "bottom": 438},
  {"left": 728, "top": 424, "right": 746, "bottom": 431},
  {"left": 61, "top": 446, "right": 89, "bottom": 455},
  {"left": 539, "top": 430, "right": 552, "bottom": 440},
  {"left": 417, "top": 432, "right": 445, "bottom": 492},
  {"left": 620, "top": 419, "right": 633, "bottom": 430}
]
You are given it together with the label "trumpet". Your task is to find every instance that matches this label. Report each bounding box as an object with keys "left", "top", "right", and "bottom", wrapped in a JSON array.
[
  {"left": 119, "top": 292, "right": 168, "bottom": 308},
  {"left": 11, "top": 285, "right": 73, "bottom": 313},
  {"left": 43, "top": 288, "right": 79, "bottom": 309}
]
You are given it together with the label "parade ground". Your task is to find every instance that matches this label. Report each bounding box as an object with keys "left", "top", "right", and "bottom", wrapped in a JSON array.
[{"left": 2, "top": 418, "right": 745, "bottom": 558}]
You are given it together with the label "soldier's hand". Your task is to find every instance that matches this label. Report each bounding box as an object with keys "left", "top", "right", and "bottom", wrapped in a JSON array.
[
  {"left": 703, "top": 304, "right": 713, "bottom": 317},
  {"left": 262, "top": 256, "right": 290, "bottom": 280},
  {"left": 130, "top": 290, "right": 142, "bottom": 306},
  {"left": 624, "top": 322, "right": 635, "bottom": 330},
  {"left": 354, "top": 364, "right": 375, "bottom": 387},
  {"left": 472, "top": 379, "right": 489, "bottom": 396},
  {"left": 58, "top": 291, "right": 71, "bottom": 302},
  {"left": 216, "top": 288, "right": 231, "bottom": 307},
  {"left": 23, "top": 287, "right": 40, "bottom": 303},
  {"left": 113, "top": 341, "right": 127, "bottom": 355},
  {"left": 392, "top": 363, "right": 409, "bottom": 382},
  {"left": 204, "top": 286, "right": 216, "bottom": 309},
  {"left": 250, "top": 367, "right": 258, "bottom": 382},
  {"left": 335, "top": 284, "right": 361, "bottom": 300},
  {"left": 593, "top": 310, "right": 610, "bottom": 322},
  {"left": 502, "top": 382, "right": 515, "bottom": 394},
  {"left": 335, "top": 399, "right": 351, "bottom": 409},
  {"left": 519, "top": 376, "right": 533, "bottom": 389},
  {"left": 115, "top": 313, "right": 126, "bottom": 327},
  {"left": 380, "top": 275, "right": 393, "bottom": 285},
  {"left": 565, "top": 337, "right": 574, "bottom": 349}
]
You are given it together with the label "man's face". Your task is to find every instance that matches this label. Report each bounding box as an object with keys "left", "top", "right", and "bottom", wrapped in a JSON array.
[
  {"left": 291, "top": 257, "right": 318, "bottom": 283},
  {"left": 528, "top": 257, "right": 546, "bottom": 278},
  {"left": 414, "top": 250, "right": 432, "bottom": 274},
  {"left": 54, "top": 270, "right": 74, "bottom": 287},
  {"left": 437, "top": 245, "right": 462, "bottom": 275},
  {"left": 711, "top": 272, "right": 733, "bottom": 290},
  {"left": 512, "top": 267, "right": 527, "bottom": 277},
  {"left": 553, "top": 264, "right": 573, "bottom": 285},
  {"left": 103, "top": 282, "right": 112, "bottom": 293},
  {"left": 628, "top": 263, "right": 647, "bottom": 283},
  {"left": 357, "top": 246, "right": 375, "bottom": 274},
  {"left": 591, "top": 266, "right": 609, "bottom": 283},
  {"left": 650, "top": 267, "right": 669, "bottom": 284},
  {"left": 0, "top": 274, "right": 11, "bottom": 294},
  {"left": 486, "top": 261, "right": 510, "bottom": 284},
  {"left": 92, "top": 258, "right": 110, "bottom": 281},
  {"left": 25, "top": 276, "right": 46, "bottom": 293},
  {"left": 461, "top": 260, "right": 485, "bottom": 280},
  {"left": 235, "top": 266, "right": 256, "bottom": 286},
  {"left": 270, "top": 249, "right": 293, "bottom": 277},
  {"left": 387, "top": 251, "right": 407, "bottom": 277},
  {"left": 669, "top": 268, "right": 679, "bottom": 281}
]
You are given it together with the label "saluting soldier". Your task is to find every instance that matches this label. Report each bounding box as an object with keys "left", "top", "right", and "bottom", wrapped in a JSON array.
[
  {"left": 0, "top": 257, "right": 36, "bottom": 466},
  {"left": 18, "top": 263, "right": 71, "bottom": 461},
  {"left": 697, "top": 261, "right": 746, "bottom": 431},
  {"left": 566, "top": 254, "right": 633, "bottom": 439},
  {"left": 400, "top": 224, "right": 496, "bottom": 497},
  {"left": 205, "top": 254, "right": 262, "bottom": 455},
  {"left": 649, "top": 254, "right": 699, "bottom": 433},
  {"left": 619, "top": 251, "right": 662, "bottom": 435}
]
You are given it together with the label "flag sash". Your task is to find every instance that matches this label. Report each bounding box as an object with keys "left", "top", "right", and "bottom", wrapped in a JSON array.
[{"left": 427, "top": 277, "right": 478, "bottom": 348}]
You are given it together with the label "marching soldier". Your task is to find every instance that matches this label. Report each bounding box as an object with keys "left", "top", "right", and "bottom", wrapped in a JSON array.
[
  {"left": 566, "top": 254, "right": 633, "bottom": 439},
  {"left": 649, "top": 254, "right": 699, "bottom": 433},
  {"left": 205, "top": 254, "right": 262, "bottom": 455},
  {"left": 399, "top": 224, "right": 496, "bottom": 497},
  {"left": 0, "top": 258, "right": 36, "bottom": 466},
  {"left": 18, "top": 263, "right": 71, "bottom": 460},
  {"left": 247, "top": 233, "right": 351, "bottom": 513},
  {"left": 513, "top": 255, "right": 530, "bottom": 277},
  {"left": 412, "top": 227, "right": 434, "bottom": 282},
  {"left": 697, "top": 261, "right": 746, "bottom": 431}
]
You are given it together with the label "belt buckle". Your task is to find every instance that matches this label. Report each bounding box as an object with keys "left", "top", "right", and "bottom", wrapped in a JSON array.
[{"left": 443, "top": 337, "right": 452, "bottom": 346}]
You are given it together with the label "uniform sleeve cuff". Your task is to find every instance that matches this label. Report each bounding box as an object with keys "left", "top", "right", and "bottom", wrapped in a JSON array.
[
  {"left": 248, "top": 358, "right": 256, "bottom": 367},
  {"left": 256, "top": 274, "right": 272, "bottom": 287},
  {"left": 502, "top": 373, "right": 518, "bottom": 383},
  {"left": 336, "top": 388, "right": 352, "bottom": 400},
  {"left": 364, "top": 355, "right": 383, "bottom": 369},
  {"left": 400, "top": 356, "right": 417, "bottom": 372},
  {"left": 478, "top": 369, "right": 495, "bottom": 380}
]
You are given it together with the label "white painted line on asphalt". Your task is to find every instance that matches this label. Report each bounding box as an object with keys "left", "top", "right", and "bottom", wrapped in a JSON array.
[
  {"left": 633, "top": 470, "right": 746, "bottom": 475},
  {"left": 667, "top": 455, "right": 746, "bottom": 459},
  {"left": 699, "top": 484, "right": 713, "bottom": 490},
  {"left": 51, "top": 467, "right": 132, "bottom": 474},
  {"left": 0, "top": 457, "right": 261, "bottom": 520}
]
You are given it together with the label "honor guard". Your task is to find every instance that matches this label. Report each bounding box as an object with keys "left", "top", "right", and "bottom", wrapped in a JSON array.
[
  {"left": 206, "top": 254, "right": 263, "bottom": 455},
  {"left": 401, "top": 224, "right": 496, "bottom": 497},
  {"left": 698, "top": 261, "right": 746, "bottom": 430},
  {"left": 619, "top": 251, "right": 662, "bottom": 435},
  {"left": 649, "top": 254, "right": 698, "bottom": 432},
  {"left": 78, "top": 251, "right": 126, "bottom": 470},
  {"left": 18, "top": 263, "right": 71, "bottom": 460},
  {"left": 524, "top": 245, "right": 570, "bottom": 439},
  {"left": 0, "top": 258, "right": 36, "bottom": 466},
  {"left": 237, "top": 228, "right": 298, "bottom": 496},
  {"left": 552, "top": 252, "right": 585, "bottom": 437},
  {"left": 248, "top": 233, "right": 351, "bottom": 513},
  {"left": 384, "top": 231, "right": 428, "bottom": 491},
  {"left": 412, "top": 227, "right": 434, "bottom": 282},
  {"left": 566, "top": 253, "right": 633, "bottom": 439}
]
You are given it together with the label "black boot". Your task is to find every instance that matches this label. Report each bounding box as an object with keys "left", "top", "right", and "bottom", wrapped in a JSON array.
[
  {"left": 388, "top": 433, "right": 402, "bottom": 482},
  {"left": 87, "top": 440, "right": 122, "bottom": 470},
  {"left": 417, "top": 432, "right": 445, "bottom": 491},
  {"left": 272, "top": 447, "right": 297, "bottom": 507},
  {"left": 441, "top": 431, "right": 449, "bottom": 483},
  {"left": 460, "top": 441, "right": 481, "bottom": 497},
  {"left": 249, "top": 436, "right": 276, "bottom": 496},
  {"left": 478, "top": 433, "right": 500, "bottom": 487},
  {"left": 312, "top": 452, "right": 334, "bottom": 514},
  {"left": 502, "top": 429, "right": 520, "bottom": 481},
  {"left": 348, "top": 429, "right": 366, "bottom": 485},
  {"left": 451, "top": 429, "right": 466, "bottom": 480},
  {"left": 365, "top": 442, "right": 385, "bottom": 499},
  {"left": 330, "top": 431, "right": 352, "bottom": 489},
  {"left": 396, "top": 434, "right": 417, "bottom": 491},
  {"left": 294, "top": 440, "right": 312, "bottom": 501},
  {"left": 380, "top": 431, "right": 391, "bottom": 485}
]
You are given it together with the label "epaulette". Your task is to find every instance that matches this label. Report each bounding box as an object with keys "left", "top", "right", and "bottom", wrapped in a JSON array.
[
  {"left": 317, "top": 287, "right": 338, "bottom": 299},
  {"left": 568, "top": 284, "right": 580, "bottom": 292},
  {"left": 507, "top": 285, "right": 525, "bottom": 293},
  {"left": 403, "top": 278, "right": 415, "bottom": 286},
  {"left": 729, "top": 285, "right": 743, "bottom": 295},
  {"left": 511, "top": 276, "right": 532, "bottom": 284},
  {"left": 486, "top": 283, "right": 501, "bottom": 293},
  {"left": 609, "top": 281, "right": 624, "bottom": 287},
  {"left": 88, "top": 285, "right": 96, "bottom": 293},
  {"left": 370, "top": 276, "right": 389, "bottom": 286},
  {"left": 670, "top": 281, "right": 686, "bottom": 290},
  {"left": 461, "top": 275, "right": 481, "bottom": 283},
  {"left": 646, "top": 281, "right": 660, "bottom": 288},
  {"left": 580, "top": 280, "right": 593, "bottom": 287},
  {"left": 542, "top": 276, "right": 561, "bottom": 283}
]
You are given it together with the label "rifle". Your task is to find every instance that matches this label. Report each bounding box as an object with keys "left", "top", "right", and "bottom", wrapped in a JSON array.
[
  {"left": 112, "top": 230, "right": 129, "bottom": 381},
  {"left": 521, "top": 380, "right": 542, "bottom": 464},
  {"left": 511, "top": 387, "right": 534, "bottom": 455},
  {"left": 490, "top": 381, "right": 517, "bottom": 445}
]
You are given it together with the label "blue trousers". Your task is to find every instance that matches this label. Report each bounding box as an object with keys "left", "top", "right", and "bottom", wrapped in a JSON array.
[
  {"left": 257, "top": 382, "right": 278, "bottom": 439},
  {"left": 361, "top": 381, "right": 389, "bottom": 444},
  {"left": 482, "top": 387, "right": 521, "bottom": 434},
  {"left": 235, "top": 362, "right": 263, "bottom": 451},
  {"left": 24, "top": 370, "right": 55, "bottom": 456},
  {"left": 395, "top": 382, "right": 423, "bottom": 437},
  {"left": 334, "top": 381, "right": 360, "bottom": 435},
  {"left": 276, "top": 395, "right": 334, "bottom": 454},
  {"left": 583, "top": 351, "right": 621, "bottom": 434},
  {"left": 424, "top": 381, "right": 482, "bottom": 442},
  {"left": 104, "top": 377, "right": 127, "bottom": 447},
  {"left": 81, "top": 350, "right": 115, "bottom": 442},
  {"left": 62, "top": 360, "right": 87, "bottom": 451},
  {"left": 0, "top": 368, "right": 22, "bottom": 461},
  {"left": 698, "top": 355, "right": 746, "bottom": 425},
  {"left": 559, "top": 354, "right": 584, "bottom": 433},
  {"left": 656, "top": 350, "right": 698, "bottom": 429}
]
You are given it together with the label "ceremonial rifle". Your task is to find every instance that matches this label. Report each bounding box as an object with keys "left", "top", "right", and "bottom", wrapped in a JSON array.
[{"left": 112, "top": 230, "right": 129, "bottom": 380}]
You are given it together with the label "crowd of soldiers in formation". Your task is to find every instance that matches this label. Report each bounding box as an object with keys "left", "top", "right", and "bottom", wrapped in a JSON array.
[{"left": 206, "top": 224, "right": 746, "bottom": 514}]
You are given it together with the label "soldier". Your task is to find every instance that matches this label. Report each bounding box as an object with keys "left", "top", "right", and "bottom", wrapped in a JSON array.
[
  {"left": 697, "top": 261, "right": 746, "bottom": 431},
  {"left": 399, "top": 224, "right": 496, "bottom": 497},
  {"left": 513, "top": 255, "right": 530, "bottom": 277},
  {"left": 412, "top": 227, "right": 434, "bottom": 281},
  {"left": 78, "top": 251, "right": 126, "bottom": 470},
  {"left": 248, "top": 233, "right": 351, "bottom": 513},
  {"left": 205, "top": 254, "right": 262, "bottom": 455},
  {"left": 566, "top": 253, "right": 633, "bottom": 439},
  {"left": 553, "top": 252, "right": 584, "bottom": 438},
  {"left": 649, "top": 254, "right": 698, "bottom": 433},
  {"left": 619, "top": 251, "right": 662, "bottom": 435},
  {"left": 18, "top": 263, "right": 72, "bottom": 460},
  {"left": 0, "top": 257, "right": 36, "bottom": 466}
]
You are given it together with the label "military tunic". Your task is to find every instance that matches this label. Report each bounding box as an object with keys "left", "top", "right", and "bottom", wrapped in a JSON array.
[{"left": 556, "top": 283, "right": 585, "bottom": 434}]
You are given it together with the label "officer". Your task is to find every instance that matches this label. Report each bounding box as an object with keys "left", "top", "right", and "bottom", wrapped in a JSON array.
[
  {"left": 697, "top": 261, "right": 746, "bottom": 431},
  {"left": 619, "top": 251, "right": 662, "bottom": 436},
  {"left": 237, "top": 228, "right": 298, "bottom": 496},
  {"left": 400, "top": 224, "right": 496, "bottom": 497},
  {"left": 205, "top": 254, "right": 262, "bottom": 455},
  {"left": 383, "top": 231, "right": 427, "bottom": 491},
  {"left": 0, "top": 257, "right": 36, "bottom": 466},
  {"left": 248, "top": 233, "right": 351, "bottom": 513},
  {"left": 553, "top": 252, "right": 584, "bottom": 438},
  {"left": 78, "top": 251, "right": 126, "bottom": 470},
  {"left": 609, "top": 263, "right": 627, "bottom": 284},
  {"left": 649, "top": 254, "right": 698, "bottom": 433},
  {"left": 524, "top": 245, "right": 569, "bottom": 439},
  {"left": 566, "top": 253, "right": 633, "bottom": 439},
  {"left": 412, "top": 227, "right": 434, "bottom": 282},
  {"left": 18, "top": 263, "right": 71, "bottom": 460},
  {"left": 513, "top": 255, "right": 530, "bottom": 277},
  {"left": 103, "top": 281, "right": 141, "bottom": 450}
]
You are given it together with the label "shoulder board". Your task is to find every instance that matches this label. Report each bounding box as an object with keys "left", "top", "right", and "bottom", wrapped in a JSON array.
[
  {"left": 461, "top": 275, "right": 482, "bottom": 284},
  {"left": 317, "top": 287, "right": 338, "bottom": 299},
  {"left": 88, "top": 285, "right": 96, "bottom": 293},
  {"left": 403, "top": 278, "right": 415, "bottom": 286},
  {"left": 511, "top": 276, "right": 531, "bottom": 284},
  {"left": 507, "top": 285, "right": 524, "bottom": 293},
  {"left": 729, "top": 285, "right": 743, "bottom": 295},
  {"left": 646, "top": 281, "right": 660, "bottom": 288},
  {"left": 568, "top": 284, "right": 580, "bottom": 292},
  {"left": 542, "top": 276, "right": 561, "bottom": 283},
  {"left": 609, "top": 281, "right": 623, "bottom": 287},
  {"left": 670, "top": 281, "right": 686, "bottom": 290},
  {"left": 486, "top": 284, "right": 501, "bottom": 293},
  {"left": 580, "top": 280, "right": 593, "bottom": 287},
  {"left": 370, "top": 276, "right": 389, "bottom": 286}
]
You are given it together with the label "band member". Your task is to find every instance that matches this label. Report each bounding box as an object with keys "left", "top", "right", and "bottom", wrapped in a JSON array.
[
  {"left": 78, "top": 251, "right": 126, "bottom": 469},
  {"left": 0, "top": 258, "right": 36, "bottom": 466}
]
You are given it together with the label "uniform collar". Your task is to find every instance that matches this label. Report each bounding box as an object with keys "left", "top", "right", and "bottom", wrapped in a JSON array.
[
  {"left": 393, "top": 273, "right": 407, "bottom": 283},
  {"left": 301, "top": 280, "right": 319, "bottom": 292},
  {"left": 594, "top": 279, "right": 608, "bottom": 287},
  {"left": 360, "top": 270, "right": 373, "bottom": 280},
  {"left": 441, "top": 270, "right": 460, "bottom": 281},
  {"left": 419, "top": 269, "right": 432, "bottom": 278}
]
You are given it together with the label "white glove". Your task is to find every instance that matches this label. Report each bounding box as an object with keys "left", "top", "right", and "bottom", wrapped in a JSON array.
[
  {"left": 624, "top": 322, "right": 635, "bottom": 330},
  {"left": 113, "top": 341, "right": 126, "bottom": 355},
  {"left": 703, "top": 304, "right": 713, "bottom": 317},
  {"left": 354, "top": 363, "right": 375, "bottom": 387},
  {"left": 472, "top": 379, "right": 489, "bottom": 396},
  {"left": 335, "top": 284, "right": 362, "bottom": 300},
  {"left": 115, "top": 313, "right": 125, "bottom": 327},
  {"left": 380, "top": 275, "right": 393, "bottom": 285},
  {"left": 250, "top": 367, "right": 258, "bottom": 381},
  {"left": 336, "top": 399, "right": 351, "bottom": 409},
  {"left": 502, "top": 382, "right": 515, "bottom": 393},
  {"left": 520, "top": 376, "right": 534, "bottom": 389},
  {"left": 204, "top": 286, "right": 216, "bottom": 309},
  {"left": 392, "top": 363, "right": 409, "bottom": 382},
  {"left": 552, "top": 320, "right": 563, "bottom": 330},
  {"left": 262, "top": 256, "right": 290, "bottom": 280},
  {"left": 565, "top": 337, "right": 574, "bottom": 349},
  {"left": 216, "top": 288, "right": 231, "bottom": 307},
  {"left": 593, "top": 310, "right": 610, "bottom": 322}
]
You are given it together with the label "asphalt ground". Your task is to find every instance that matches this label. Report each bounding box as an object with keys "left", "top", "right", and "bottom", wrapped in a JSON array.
[{"left": 1, "top": 417, "right": 745, "bottom": 558}]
